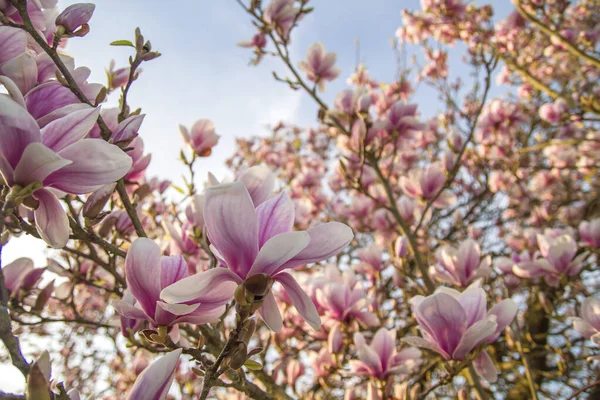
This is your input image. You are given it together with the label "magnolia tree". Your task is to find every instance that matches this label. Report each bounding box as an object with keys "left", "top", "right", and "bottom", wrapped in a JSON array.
[{"left": 0, "top": 0, "right": 599, "bottom": 399}]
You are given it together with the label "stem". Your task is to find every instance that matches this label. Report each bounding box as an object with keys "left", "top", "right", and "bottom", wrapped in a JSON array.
[
  {"left": 116, "top": 180, "right": 147, "bottom": 238},
  {"left": 566, "top": 381, "right": 600, "bottom": 400},
  {"left": 199, "top": 311, "right": 248, "bottom": 400},
  {"left": 512, "top": 321, "right": 539, "bottom": 400},
  {"left": 467, "top": 364, "right": 488, "bottom": 400}
]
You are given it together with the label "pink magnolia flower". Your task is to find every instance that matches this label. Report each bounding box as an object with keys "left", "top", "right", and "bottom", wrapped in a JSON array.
[
  {"left": 127, "top": 348, "right": 181, "bottom": 400},
  {"left": 430, "top": 239, "right": 492, "bottom": 287},
  {"left": 161, "top": 181, "right": 354, "bottom": 332},
  {"left": 179, "top": 119, "right": 219, "bottom": 157},
  {"left": 0, "top": 96, "right": 132, "bottom": 248},
  {"left": 350, "top": 328, "right": 422, "bottom": 380},
  {"left": 513, "top": 233, "right": 586, "bottom": 286},
  {"left": 538, "top": 98, "right": 568, "bottom": 124},
  {"left": 356, "top": 244, "right": 384, "bottom": 277},
  {"left": 314, "top": 266, "right": 379, "bottom": 327},
  {"left": 298, "top": 42, "right": 340, "bottom": 91},
  {"left": 571, "top": 297, "right": 600, "bottom": 341},
  {"left": 55, "top": 3, "right": 95, "bottom": 35},
  {"left": 399, "top": 163, "right": 457, "bottom": 208},
  {"left": 263, "top": 0, "right": 301, "bottom": 39},
  {"left": 403, "top": 284, "right": 517, "bottom": 382},
  {"left": 106, "top": 60, "right": 130, "bottom": 90},
  {"left": 580, "top": 218, "right": 600, "bottom": 248},
  {"left": 113, "top": 238, "right": 234, "bottom": 329},
  {"left": 385, "top": 101, "right": 425, "bottom": 138},
  {"left": 237, "top": 33, "right": 267, "bottom": 50},
  {"left": 2, "top": 257, "right": 45, "bottom": 298}
]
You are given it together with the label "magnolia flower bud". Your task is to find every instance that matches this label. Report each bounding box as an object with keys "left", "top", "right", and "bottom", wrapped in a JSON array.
[{"left": 55, "top": 3, "right": 95, "bottom": 34}]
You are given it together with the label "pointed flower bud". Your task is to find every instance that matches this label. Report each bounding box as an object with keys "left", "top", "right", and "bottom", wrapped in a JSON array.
[{"left": 55, "top": 3, "right": 95, "bottom": 35}]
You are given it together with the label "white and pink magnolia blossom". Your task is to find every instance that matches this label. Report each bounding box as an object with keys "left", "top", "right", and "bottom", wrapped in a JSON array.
[
  {"left": 350, "top": 328, "right": 422, "bottom": 380},
  {"left": 512, "top": 233, "right": 586, "bottom": 286},
  {"left": 161, "top": 180, "right": 354, "bottom": 332},
  {"left": 403, "top": 284, "right": 517, "bottom": 382},
  {"left": 179, "top": 119, "right": 219, "bottom": 157},
  {"left": 298, "top": 42, "right": 340, "bottom": 91},
  {"left": 127, "top": 349, "right": 182, "bottom": 400},
  {"left": 399, "top": 162, "right": 457, "bottom": 208},
  {"left": 430, "top": 239, "right": 492, "bottom": 287},
  {"left": 579, "top": 218, "right": 600, "bottom": 248},
  {"left": 113, "top": 238, "right": 234, "bottom": 331},
  {"left": 0, "top": 95, "right": 132, "bottom": 248},
  {"left": 2, "top": 257, "right": 45, "bottom": 298},
  {"left": 571, "top": 297, "right": 600, "bottom": 341}
]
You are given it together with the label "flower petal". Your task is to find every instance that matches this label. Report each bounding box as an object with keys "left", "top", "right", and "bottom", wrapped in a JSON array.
[
  {"left": 33, "top": 189, "right": 69, "bottom": 249},
  {"left": 248, "top": 231, "right": 310, "bottom": 277},
  {"left": 237, "top": 165, "right": 275, "bottom": 206},
  {"left": 126, "top": 349, "right": 181, "bottom": 400},
  {"left": 473, "top": 350, "right": 498, "bottom": 383},
  {"left": 13, "top": 143, "right": 71, "bottom": 186},
  {"left": 126, "top": 238, "right": 162, "bottom": 318},
  {"left": 160, "top": 255, "right": 188, "bottom": 289},
  {"left": 40, "top": 106, "right": 99, "bottom": 152},
  {"left": 280, "top": 222, "right": 353, "bottom": 271},
  {"left": 371, "top": 328, "right": 395, "bottom": 370},
  {"left": 256, "top": 191, "right": 295, "bottom": 246},
  {"left": 401, "top": 336, "right": 449, "bottom": 360},
  {"left": 203, "top": 181, "right": 259, "bottom": 277},
  {"left": 156, "top": 301, "right": 200, "bottom": 316},
  {"left": 453, "top": 318, "right": 497, "bottom": 360},
  {"left": 0, "top": 95, "right": 41, "bottom": 169},
  {"left": 275, "top": 272, "right": 321, "bottom": 330},
  {"left": 1, "top": 52, "right": 38, "bottom": 94},
  {"left": 160, "top": 267, "right": 240, "bottom": 304},
  {"left": 485, "top": 299, "right": 518, "bottom": 342},
  {"left": 259, "top": 290, "right": 283, "bottom": 332},
  {"left": 45, "top": 139, "right": 132, "bottom": 194}
]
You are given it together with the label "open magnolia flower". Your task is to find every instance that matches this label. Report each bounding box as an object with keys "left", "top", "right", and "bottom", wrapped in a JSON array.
[
  {"left": 0, "top": 95, "right": 132, "bottom": 248},
  {"left": 161, "top": 180, "right": 354, "bottom": 332},
  {"left": 403, "top": 283, "right": 517, "bottom": 382}
]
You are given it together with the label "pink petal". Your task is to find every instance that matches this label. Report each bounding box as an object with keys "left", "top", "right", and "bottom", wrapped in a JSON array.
[
  {"left": 237, "top": 165, "right": 275, "bottom": 206},
  {"left": 275, "top": 272, "right": 321, "bottom": 330},
  {"left": 473, "top": 350, "right": 498, "bottom": 383},
  {"left": 280, "top": 222, "right": 353, "bottom": 271},
  {"left": 452, "top": 318, "right": 497, "bottom": 360},
  {"left": 1, "top": 52, "right": 38, "bottom": 94},
  {"left": 41, "top": 106, "right": 99, "bottom": 152},
  {"left": 33, "top": 188, "right": 69, "bottom": 249},
  {"left": 0, "top": 26, "right": 27, "bottom": 64},
  {"left": 160, "top": 255, "right": 188, "bottom": 288},
  {"left": 0, "top": 95, "right": 41, "bottom": 169},
  {"left": 247, "top": 231, "right": 310, "bottom": 277},
  {"left": 259, "top": 290, "right": 283, "bottom": 332},
  {"left": 13, "top": 143, "right": 71, "bottom": 186},
  {"left": 485, "top": 299, "right": 518, "bottom": 342},
  {"left": 126, "top": 238, "right": 162, "bottom": 318},
  {"left": 160, "top": 267, "right": 240, "bottom": 304},
  {"left": 45, "top": 139, "right": 132, "bottom": 194},
  {"left": 25, "top": 81, "right": 80, "bottom": 120},
  {"left": 156, "top": 301, "right": 200, "bottom": 316},
  {"left": 113, "top": 299, "right": 148, "bottom": 321},
  {"left": 371, "top": 328, "right": 395, "bottom": 370},
  {"left": 256, "top": 191, "right": 295, "bottom": 246},
  {"left": 126, "top": 349, "right": 181, "bottom": 400},
  {"left": 203, "top": 182, "right": 259, "bottom": 277},
  {"left": 401, "top": 336, "right": 449, "bottom": 360}
]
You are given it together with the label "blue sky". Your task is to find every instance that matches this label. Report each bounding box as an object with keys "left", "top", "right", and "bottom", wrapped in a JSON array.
[{"left": 1, "top": 0, "right": 516, "bottom": 393}]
